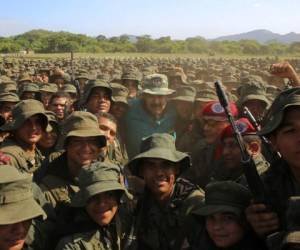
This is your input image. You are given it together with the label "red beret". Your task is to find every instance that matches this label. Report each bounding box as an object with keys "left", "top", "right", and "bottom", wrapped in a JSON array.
[
  {"left": 220, "top": 118, "right": 256, "bottom": 140},
  {"left": 202, "top": 101, "right": 238, "bottom": 121}
]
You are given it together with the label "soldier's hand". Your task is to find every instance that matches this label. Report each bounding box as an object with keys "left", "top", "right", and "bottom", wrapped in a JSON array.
[
  {"left": 246, "top": 202, "right": 279, "bottom": 238},
  {"left": 269, "top": 62, "right": 300, "bottom": 86}
]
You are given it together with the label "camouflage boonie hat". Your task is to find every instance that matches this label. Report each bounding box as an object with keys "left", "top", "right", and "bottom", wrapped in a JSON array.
[
  {"left": 259, "top": 87, "right": 300, "bottom": 136},
  {"left": 168, "top": 67, "right": 188, "bottom": 84},
  {"left": 82, "top": 79, "right": 113, "bottom": 104},
  {"left": 18, "top": 82, "right": 39, "bottom": 96},
  {"left": 40, "top": 83, "right": 58, "bottom": 93},
  {"left": 195, "top": 89, "right": 218, "bottom": 102},
  {"left": 127, "top": 133, "right": 191, "bottom": 176},
  {"left": 45, "top": 111, "right": 58, "bottom": 132},
  {"left": 0, "top": 99, "right": 48, "bottom": 132},
  {"left": 75, "top": 73, "right": 89, "bottom": 80},
  {"left": 62, "top": 84, "right": 77, "bottom": 94},
  {"left": 142, "top": 74, "right": 175, "bottom": 95},
  {"left": 0, "top": 81, "right": 17, "bottom": 93},
  {"left": 111, "top": 83, "right": 129, "bottom": 105},
  {"left": 18, "top": 73, "right": 32, "bottom": 83},
  {"left": 193, "top": 181, "right": 251, "bottom": 217},
  {"left": 239, "top": 82, "right": 270, "bottom": 107},
  {"left": 62, "top": 111, "right": 106, "bottom": 147},
  {"left": 171, "top": 86, "right": 196, "bottom": 102},
  {"left": 0, "top": 92, "right": 20, "bottom": 103},
  {"left": 121, "top": 71, "right": 141, "bottom": 82},
  {"left": 0, "top": 165, "right": 46, "bottom": 224},
  {"left": 71, "top": 161, "right": 130, "bottom": 207}
]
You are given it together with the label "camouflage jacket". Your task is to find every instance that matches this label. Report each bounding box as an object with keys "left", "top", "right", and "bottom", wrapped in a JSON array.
[{"left": 134, "top": 178, "right": 204, "bottom": 250}]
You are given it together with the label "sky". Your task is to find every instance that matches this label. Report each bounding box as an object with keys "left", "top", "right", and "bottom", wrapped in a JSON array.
[{"left": 1, "top": 0, "right": 300, "bottom": 39}]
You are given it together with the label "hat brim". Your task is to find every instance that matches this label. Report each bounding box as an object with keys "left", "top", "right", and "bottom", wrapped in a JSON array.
[
  {"left": 193, "top": 204, "right": 242, "bottom": 217},
  {"left": 142, "top": 88, "right": 175, "bottom": 96},
  {"left": 64, "top": 130, "right": 106, "bottom": 147},
  {"left": 127, "top": 147, "right": 190, "bottom": 176},
  {"left": 171, "top": 96, "right": 195, "bottom": 102},
  {"left": 71, "top": 181, "right": 126, "bottom": 207},
  {"left": 259, "top": 102, "right": 300, "bottom": 136},
  {"left": 241, "top": 95, "right": 270, "bottom": 106},
  {"left": 0, "top": 198, "right": 46, "bottom": 225},
  {"left": 0, "top": 112, "right": 48, "bottom": 132}
]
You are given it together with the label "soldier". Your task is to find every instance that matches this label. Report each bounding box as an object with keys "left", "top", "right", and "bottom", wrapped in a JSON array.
[
  {"left": 171, "top": 86, "right": 196, "bottom": 148},
  {"left": 0, "top": 99, "right": 48, "bottom": 175},
  {"left": 210, "top": 118, "right": 269, "bottom": 182},
  {"left": 0, "top": 165, "right": 46, "bottom": 250},
  {"left": 82, "top": 80, "right": 113, "bottom": 114},
  {"left": 125, "top": 74, "right": 176, "bottom": 158},
  {"left": 191, "top": 181, "right": 267, "bottom": 250},
  {"left": 48, "top": 92, "right": 71, "bottom": 123},
  {"left": 18, "top": 82, "right": 40, "bottom": 101},
  {"left": 38, "top": 83, "right": 58, "bottom": 109},
  {"left": 246, "top": 87, "right": 300, "bottom": 238},
  {"left": 186, "top": 101, "right": 238, "bottom": 188},
  {"left": 55, "top": 161, "right": 131, "bottom": 250},
  {"left": 121, "top": 71, "right": 141, "bottom": 99},
  {"left": 39, "top": 111, "right": 106, "bottom": 211},
  {"left": 127, "top": 133, "right": 204, "bottom": 250},
  {"left": 0, "top": 92, "right": 20, "bottom": 123}
]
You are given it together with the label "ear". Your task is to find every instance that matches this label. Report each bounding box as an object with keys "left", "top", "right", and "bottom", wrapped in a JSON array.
[{"left": 247, "top": 141, "right": 261, "bottom": 156}]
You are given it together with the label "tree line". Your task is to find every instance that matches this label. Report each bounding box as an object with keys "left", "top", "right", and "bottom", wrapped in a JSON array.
[{"left": 1, "top": 29, "right": 300, "bottom": 55}]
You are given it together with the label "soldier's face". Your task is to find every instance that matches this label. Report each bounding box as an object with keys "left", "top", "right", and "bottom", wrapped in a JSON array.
[
  {"left": 123, "top": 80, "right": 138, "bottom": 98},
  {"left": 175, "top": 100, "right": 194, "bottom": 120},
  {"left": 86, "top": 87, "right": 111, "bottom": 114},
  {"left": 38, "top": 129, "right": 58, "bottom": 149},
  {"left": 143, "top": 94, "right": 168, "bottom": 119},
  {"left": 222, "top": 137, "right": 241, "bottom": 170},
  {"left": 14, "top": 115, "right": 43, "bottom": 146},
  {"left": 206, "top": 212, "right": 244, "bottom": 248},
  {"left": 66, "top": 136, "right": 102, "bottom": 176},
  {"left": 86, "top": 191, "right": 119, "bottom": 226},
  {"left": 110, "top": 102, "right": 128, "bottom": 120},
  {"left": 0, "top": 219, "right": 31, "bottom": 250},
  {"left": 98, "top": 116, "right": 117, "bottom": 145},
  {"left": 141, "top": 158, "right": 178, "bottom": 200},
  {"left": 242, "top": 100, "right": 267, "bottom": 121},
  {"left": 0, "top": 102, "right": 16, "bottom": 122},
  {"left": 49, "top": 97, "right": 68, "bottom": 120},
  {"left": 270, "top": 107, "right": 300, "bottom": 173},
  {"left": 203, "top": 118, "right": 229, "bottom": 144},
  {"left": 40, "top": 91, "right": 52, "bottom": 108}
]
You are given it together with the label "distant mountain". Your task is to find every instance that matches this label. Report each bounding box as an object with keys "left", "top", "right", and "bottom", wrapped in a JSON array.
[{"left": 212, "top": 29, "right": 300, "bottom": 44}]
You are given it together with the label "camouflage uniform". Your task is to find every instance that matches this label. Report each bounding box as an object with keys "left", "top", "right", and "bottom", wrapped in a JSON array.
[
  {"left": 127, "top": 133, "right": 204, "bottom": 250},
  {"left": 55, "top": 162, "right": 132, "bottom": 250}
]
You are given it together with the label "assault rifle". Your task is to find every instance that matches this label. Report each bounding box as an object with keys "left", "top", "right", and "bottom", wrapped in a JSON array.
[{"left": 215, "top": 81, "right": 267, "bottom": 203}]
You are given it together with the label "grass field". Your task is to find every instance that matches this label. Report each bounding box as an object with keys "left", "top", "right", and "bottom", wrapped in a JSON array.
[{"left": 1, "top": 52, "right": 300, "bottom": 60}]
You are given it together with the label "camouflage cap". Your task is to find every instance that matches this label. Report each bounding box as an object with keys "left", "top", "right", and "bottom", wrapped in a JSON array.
[
  {"left": 259, "top": 88, "right": 300, "bottom": 136},
  {"left": 110, "top": 82, "right": 129, "bottom": 105},
  {"left": 62, "top": 111, "right": 106, "bottom": 147},
  {"left": 71, "top": 161, "right": 129, "bottom": 207},
  {"left": 75, "top": 73, "right": 89, "bottom": 80},
  {"left": 82, "top": 79, "right": 113, "bottom": 104},
  {"left": 142, "top": 74, "right": 175, "bottom": 96},
  {"left": 168, "top": 67, "right": 188, "bottom": 84},
  {"left": 40, "top": 83, "right": 58, "bottom": 93},
  {"left": 61, "top": 84, "right": 77, "bottom": 94},
  {"left": 127, "top": 133, "right": 190, "bottom": 177},
  {"left": 18, "top": 73, "right": 32, "bottom": 83},
  {"left": 0, "top": 80, "right": 17, "bottom": 93},
  {"left": 121, "top": 71, "right": 141, "bottom": 82},
  {"left": 195, "top": 89, "right": 218, "bottom": 102},
  {"left": 18, "top": 82, "right": 39, "bottom": 96},
  {"left": 0, "top": 165, "right": 46, "bottom": 224},
  {"left": 0, "top": 92, "right": 19, "bottom": 103},
  {"left": 0, "top": 99, "right": 48, "bottom": 132},
  {"left": 239, "top": 82, "right": 270, "bottom": 107},
  {"left": 171, "top": 86, "right": 196, "bottom": 103},
  {"left": 193, "top": 181, "right": 251, "bottom": 217}
]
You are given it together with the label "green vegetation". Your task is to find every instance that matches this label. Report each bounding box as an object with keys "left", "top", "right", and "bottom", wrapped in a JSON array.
[{"left": 1, "top": 29, "right": 300, "bottom": 56}]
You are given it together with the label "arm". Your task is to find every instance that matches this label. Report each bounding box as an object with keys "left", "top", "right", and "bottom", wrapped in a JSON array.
[{"left": 270, "top": 61, "right": 300, "bottom": 87}]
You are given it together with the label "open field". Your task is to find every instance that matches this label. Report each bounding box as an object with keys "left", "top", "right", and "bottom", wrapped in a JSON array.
[{"left": 1, "top": 52, "right": 300, "bottom": 60}]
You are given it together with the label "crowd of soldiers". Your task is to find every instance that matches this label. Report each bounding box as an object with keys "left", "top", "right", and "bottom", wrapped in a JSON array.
[{"left": 0, "top": 55, "right": 300, "bottom": 250}]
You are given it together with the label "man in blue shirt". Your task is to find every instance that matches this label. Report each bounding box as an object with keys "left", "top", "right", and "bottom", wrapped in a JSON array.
[{"left": 125, "top": 74, "right": 176, "bottom": 159}]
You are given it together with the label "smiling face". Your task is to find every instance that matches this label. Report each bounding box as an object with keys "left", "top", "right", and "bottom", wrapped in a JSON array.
[
  {"left": 0, "top": 220, "right": 32, "bottom": 250},
  {"left": 14, "top": 115, "right": 44, "bottom": 147},
  {"left": 206, "top": 212, "right": 244, "bottom": 248},
  {"left": 86, "top": 191, "right": 119, "bottom": 226},
  {"left": 141, "top": 158, "right": 179, "bottom": 201},
  {"left": 270, "top": 107, "right": 300, "bottom": 175},
  {"left": 143, "top": 94, "right": 168, "bottom": 120}
]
